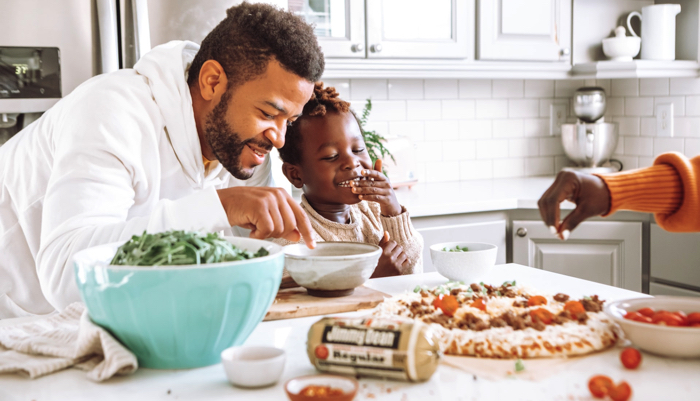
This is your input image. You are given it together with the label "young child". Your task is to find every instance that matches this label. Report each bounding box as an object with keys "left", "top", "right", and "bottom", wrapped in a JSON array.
[{"left": 276, "top": 83, "right": 423, "bottom": 279}]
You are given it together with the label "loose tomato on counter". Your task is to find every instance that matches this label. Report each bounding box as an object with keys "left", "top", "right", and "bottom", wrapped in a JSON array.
[
  {"left": 588, "top": 375, "right": 614, "bottom": 398},
  {"left": 527, "top": 295, "right": 547, "bottom": 307},
  {"left": 620, "top": 347, "right": 642, "bottom": 369},
  {"left": 609, "top": 381, "right": 632, "bottom": 401}
]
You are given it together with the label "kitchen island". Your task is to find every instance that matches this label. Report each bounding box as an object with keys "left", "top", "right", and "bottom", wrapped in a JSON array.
[{"left": 1, "top": 264, "right": 698, "bottom": 401}]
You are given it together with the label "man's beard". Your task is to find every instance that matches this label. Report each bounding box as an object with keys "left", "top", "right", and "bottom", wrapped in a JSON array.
[{"left": 204, "top": 91, "right": 272, "bottom": 180}]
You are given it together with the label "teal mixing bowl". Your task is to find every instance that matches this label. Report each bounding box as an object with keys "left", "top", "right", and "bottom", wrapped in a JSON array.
[{"left": 73, "top": 237, "right": 283, "bottom": 369}]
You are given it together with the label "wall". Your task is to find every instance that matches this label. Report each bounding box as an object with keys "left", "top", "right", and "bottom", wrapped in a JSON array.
[{"left": 321, "top": 77, "right": 700, "bottom": 183}]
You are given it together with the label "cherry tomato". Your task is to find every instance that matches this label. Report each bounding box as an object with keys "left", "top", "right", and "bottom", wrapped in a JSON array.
[
  {"left": 688, "top": 312, "right": 700, "bottom": 325},
  {"left": 470, "top": 297, "right": 487, "bottom": 312},
  {"left": 564, "top": 300, "right": 586, "bottom": 315},
  {"left": 588, "top": 375, "right": 613, "bottom": 399},
  {"left": 432, "top": 297, "right": 442, "bottom": 309},
  {"left": 529, "top": 308, "right": 554, "bottom": 325},
  {"left": 609, "top": 381, "right": 632, "bottom": 401},
  {"left": 651, "top": 311, "right": 684, "bottom": 326},
  {"left": 691, "top": 323, "right": 700, "bottom": 327},
  {"left": 527, "top": 295, "right": 548, "bottom": 307},
  {"left": 672, "top": 311, "right": 688, "bottom": 326},
  {"left": 624, "top": 311, "right": 643, "bottom": 321},
  {"left": 438, "top": 295, "right": 459, "bottom": 317},
  {"left": 620, "top": 347, "right": 642, "bottom": 369},
  {"left": 637, "top": 307, "right": 655, "bottom": 317}
]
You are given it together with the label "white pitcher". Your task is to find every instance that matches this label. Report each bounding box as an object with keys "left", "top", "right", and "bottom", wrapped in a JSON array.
[{"left": 627, "top": 4, "right": 681, "bottom": 61}]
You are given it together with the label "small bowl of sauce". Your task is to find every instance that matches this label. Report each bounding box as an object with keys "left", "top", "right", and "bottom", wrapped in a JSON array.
[{"left": 285, "top": 374, "right": 358, "bottom": 401}]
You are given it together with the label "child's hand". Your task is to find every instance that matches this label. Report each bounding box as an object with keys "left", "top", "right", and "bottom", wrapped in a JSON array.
[
  {"left": 351, "top": 159, "right": 402, "bottom": 216},
  {"left": 372, "top": 232, "right": 410, "bottom": 278}
]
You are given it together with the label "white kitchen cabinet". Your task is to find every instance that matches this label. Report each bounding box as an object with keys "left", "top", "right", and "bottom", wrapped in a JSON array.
[
  {"left": 512, "top": 220, "right": 642, "bottom": 292},
  {"left": 365, "top": 0, "right": 473, "bottom": 59},
  {"left": 477, "top": 0, "right": 572, "bottom": 62},
  {"left": 412, "top": 216, "right": 506, "bottom": 273},
  {"left": 650, "top": 223, "right": 700, "bottom": 292},
  {"left": 293, "top": 0, "right": 366, "bottom": 58}
]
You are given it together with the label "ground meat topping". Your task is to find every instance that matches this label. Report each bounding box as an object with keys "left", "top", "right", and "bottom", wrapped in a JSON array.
[
  {"left": 450, "top": 288, "right": 462, "bottom": 296},
  {"left": 490, "top": 318, "right": 507, "bottom": 328},
  {"left": 470, "top": 283, "right": 482, "bottom": 292},
  {"left": 498, "top": 310, "right": 526, "bottom": 331},
  {"left": 580, "top": 295, "right": 604, "bottom": 312},
  {"left": 553, "top": 293, "right": 570, "bottom": 303},
  {"left": 512, "top": 300, "right": 528, "bottom": 308}
]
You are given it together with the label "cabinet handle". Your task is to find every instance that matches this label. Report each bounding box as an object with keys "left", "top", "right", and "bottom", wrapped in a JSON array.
[
  {"left": 516, "top": 227, "right": 527, "bottom": 237},
  {"left": 560, "top": 47, "right": 570, "bottom": 56},
  {"left": 351, "top": 43, "right": 364, "bottom": 53},
  {"left": 370, "top": 44, "right": 382, "bottom": 53}
]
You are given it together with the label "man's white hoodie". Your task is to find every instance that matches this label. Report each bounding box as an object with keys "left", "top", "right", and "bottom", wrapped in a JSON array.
[{"left": 0, "top": 41, "right": 273, "bottom": 318}]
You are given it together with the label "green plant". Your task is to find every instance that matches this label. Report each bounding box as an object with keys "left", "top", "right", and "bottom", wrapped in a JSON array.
[{"left": 358, "top": 99, "right": 394, "bottom": 173}]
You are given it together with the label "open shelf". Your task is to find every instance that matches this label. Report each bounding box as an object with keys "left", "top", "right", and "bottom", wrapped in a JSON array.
[{"left": 571, "top": 60, "right": 700, "bottom": 78}]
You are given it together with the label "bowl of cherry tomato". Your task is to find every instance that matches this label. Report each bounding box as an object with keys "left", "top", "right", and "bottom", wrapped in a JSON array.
[{"left": 604, "top": 296, "right": 700, "bottom": 358}]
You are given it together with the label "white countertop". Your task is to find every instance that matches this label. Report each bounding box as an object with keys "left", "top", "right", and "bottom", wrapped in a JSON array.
[
  {"left": 1, "top": 264, "right": 698, "bottom": 401},
  {"left": 393, "top": 177, "right": 576, "bottom": 217}
]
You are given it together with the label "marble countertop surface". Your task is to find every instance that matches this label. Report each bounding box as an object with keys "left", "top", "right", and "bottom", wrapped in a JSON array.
[{"left": 393, "top": 177, "right": 576, "bottom": 218}]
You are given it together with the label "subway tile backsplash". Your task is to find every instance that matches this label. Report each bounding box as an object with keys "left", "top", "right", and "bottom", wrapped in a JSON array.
[{"left": 321, "top": 78, "right": 700, "bottom": 183}]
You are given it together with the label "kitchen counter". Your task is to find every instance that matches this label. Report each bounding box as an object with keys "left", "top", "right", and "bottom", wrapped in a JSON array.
[
  {"left": 393, "top": 177, "right": 575, "bottom": 218},
  {"left": 1, "top": 264, "right": 698, "bottom": 401}
]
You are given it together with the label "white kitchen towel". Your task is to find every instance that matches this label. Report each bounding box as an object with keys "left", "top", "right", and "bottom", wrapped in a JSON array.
[{"left": 0, "top": 302, "right": 137, "bottom": 381}]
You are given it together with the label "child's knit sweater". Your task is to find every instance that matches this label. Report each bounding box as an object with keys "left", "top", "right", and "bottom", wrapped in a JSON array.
[{"left": 275, "top": 195, "right": 423, "bottom": 274}]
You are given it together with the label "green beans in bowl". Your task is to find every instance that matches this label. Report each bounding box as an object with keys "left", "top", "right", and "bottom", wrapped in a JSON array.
[{"left": 72, "top": 230, "right": 284, "bottom": 369}]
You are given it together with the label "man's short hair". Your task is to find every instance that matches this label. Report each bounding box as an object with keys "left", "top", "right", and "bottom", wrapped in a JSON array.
[{"left": 187, "top": 2, "right": 324, "bottom": 89}]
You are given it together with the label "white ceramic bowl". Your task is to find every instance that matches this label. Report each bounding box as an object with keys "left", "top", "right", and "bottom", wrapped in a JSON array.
[
  {"left": 429, "top": 242, "right": 497, "bottom": 282},
  {"left": 604, "top": 296, "right": 700, "bottom": 358},
  {"left": 221, "top": 346, "right": 286, "bottom": 387},
  {"left": 283, "top": 242, "right": 381, "bottom": 297},
  {"left": 602, "top": 36, "right": 641, "bottom": 61}
]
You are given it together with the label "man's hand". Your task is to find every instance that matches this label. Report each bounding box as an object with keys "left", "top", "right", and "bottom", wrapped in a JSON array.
[
  {"left": 372, "top": 232, "right": 409, "bottom": 278},
  {"left": 217, "top": 186, "right": 315, "bottom": 248},
  {"left": 538, "top": 170, "right": 611, "bottom": 240},
  {"left": 351, "top": 159, "right": 402, "bottom": 216}
]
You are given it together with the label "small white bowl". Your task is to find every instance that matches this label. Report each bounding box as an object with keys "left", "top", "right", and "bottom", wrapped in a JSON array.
[
  {"left": 284, "top": 374, "right": 358, "bottom": 401},
  {"left": 283, "top": 242, "right": 381, "bottom": 297},
  {"left": 221, "top": 346, "right": 286, "bottom": 388},
  {"left": 602, "top": 36, "right": 641, "bottom": 61},
  {"left": 604, "top": 296, "right": 700, "bottom": 358},
  {"left": 429, "top": 242, "right": 497, "bottom": 282}
]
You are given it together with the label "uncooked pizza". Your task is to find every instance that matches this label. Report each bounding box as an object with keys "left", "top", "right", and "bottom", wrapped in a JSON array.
[{"left": 373, "top": 281, "right": 620, "bottom": 358}]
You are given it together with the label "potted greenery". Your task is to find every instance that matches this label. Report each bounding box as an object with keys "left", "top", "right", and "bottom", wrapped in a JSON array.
[{"left": 357, "top": 99, "right": 394, "bottom": 174}]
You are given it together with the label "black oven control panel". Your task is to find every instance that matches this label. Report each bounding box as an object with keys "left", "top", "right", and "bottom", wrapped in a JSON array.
[{"left": 0, "top": 46, "right": 61, "bottom": 99}]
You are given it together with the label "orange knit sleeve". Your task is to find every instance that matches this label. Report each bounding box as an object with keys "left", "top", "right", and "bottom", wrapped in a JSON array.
[{"left": 594, "top": 152, "right": 700, "bottom": 232}]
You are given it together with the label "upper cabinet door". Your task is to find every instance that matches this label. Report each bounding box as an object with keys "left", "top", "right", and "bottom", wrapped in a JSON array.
[
  {"left": 293, "top": 0, "right": 365, "bottom": 58},
  {"left": 477, "top": 0, "right": 571, "bottom": 62},
  {"left": 365, "top": 0, "right": 474, "bottom": 59}
]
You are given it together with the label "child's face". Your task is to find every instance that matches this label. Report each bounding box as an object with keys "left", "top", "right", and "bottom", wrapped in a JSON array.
[{"left": 294, "top": 110, "right": 373, "bottom": 205}]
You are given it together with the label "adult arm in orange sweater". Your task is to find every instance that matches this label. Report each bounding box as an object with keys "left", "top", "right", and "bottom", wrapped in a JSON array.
[{"left": 538, "top": 152, "right": 700, "bottom": 239}]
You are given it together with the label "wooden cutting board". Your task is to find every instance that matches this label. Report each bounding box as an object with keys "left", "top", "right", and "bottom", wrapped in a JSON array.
[{"left": 264, "top": 286, "right": 389, "bottom": 321}]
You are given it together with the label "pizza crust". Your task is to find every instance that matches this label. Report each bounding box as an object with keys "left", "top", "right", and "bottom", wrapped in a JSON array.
[{"left": 373, "top": 283, "right": 621, "bottom": 359}]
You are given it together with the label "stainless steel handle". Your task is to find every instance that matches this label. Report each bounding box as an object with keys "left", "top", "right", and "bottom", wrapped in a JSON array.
[
  {"left": 370, "top": 44, "right": 382, "bottom": 53},
  {"left": 351, "top": 43, "right": 364, "bottom": 53},
  {"left": 95, "top": 0, "right": 119, "bottom": 73},
  {"left": 560, "top": 47, "right": 570, "bottom": 56},
  {"left": 122, "top": 0, "right": 152, "bottom": 68},
  {"left": 516, "top": 227, "right": 527, "bottom": 237}
]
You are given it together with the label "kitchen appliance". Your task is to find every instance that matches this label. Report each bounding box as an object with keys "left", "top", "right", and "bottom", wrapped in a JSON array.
[
  {"left": 561, "top": 87, "right": 620, "bottom": 174},
  {"left": 627, "top": 4, "right": 682, "bottom": 61},
  {"left": 0, "top": 0, "right": 151, "bottom": 146},
  {"left": 602, "top": 26, "right": 641, "bottom": 62}
]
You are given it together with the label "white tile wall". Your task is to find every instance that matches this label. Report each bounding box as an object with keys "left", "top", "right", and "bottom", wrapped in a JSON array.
[{"left": 338, "top": 77, "right": 700, "bottom": 183}]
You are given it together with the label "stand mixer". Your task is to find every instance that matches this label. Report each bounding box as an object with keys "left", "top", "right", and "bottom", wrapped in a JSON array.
[{"left": 561, "top": 87, "right": 621, "bottom": 174}]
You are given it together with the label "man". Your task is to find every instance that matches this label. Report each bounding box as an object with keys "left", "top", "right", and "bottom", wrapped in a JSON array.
[{"left": 0, "top": 3, "right": 324, "bottom": 318}]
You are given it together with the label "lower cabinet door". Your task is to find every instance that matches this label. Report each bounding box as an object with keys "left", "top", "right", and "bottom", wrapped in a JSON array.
[{"left": 512, "top": 220, "right": 642, "bottom": 292}]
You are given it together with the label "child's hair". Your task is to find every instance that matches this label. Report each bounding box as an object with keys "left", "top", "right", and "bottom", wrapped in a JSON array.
[{"left": 279, "top": 82, "right": 352, "bottom": 165}]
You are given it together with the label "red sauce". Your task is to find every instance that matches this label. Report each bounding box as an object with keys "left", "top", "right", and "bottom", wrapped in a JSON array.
[{"left": 299, "top": 385, "right": 345, "bottom": 397}]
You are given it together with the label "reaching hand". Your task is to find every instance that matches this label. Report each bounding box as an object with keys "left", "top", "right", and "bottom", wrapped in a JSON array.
[
  {"left": 372, "top": 232, "right": 409, "bottom": 278},
  {"left": 350, "top": 159, "right": 402, "bottom": 216},
  {"left": 217, "top": 186, "right": 316, "bottom": 248},
  {"left": 537, "top": 170, "right": 611, "bottom": 240}
]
